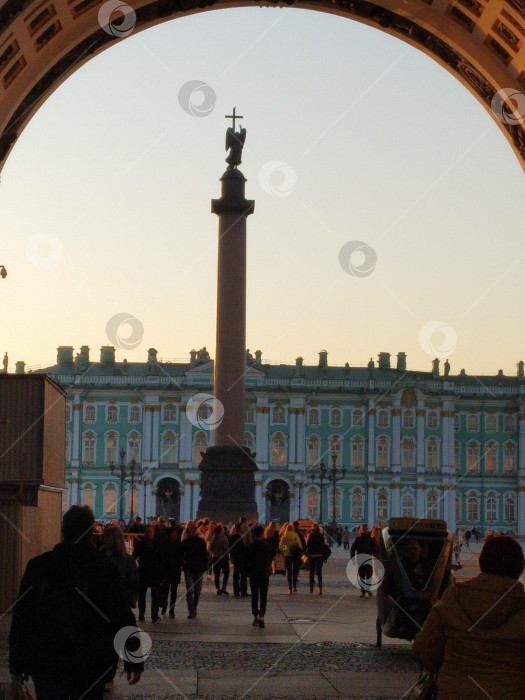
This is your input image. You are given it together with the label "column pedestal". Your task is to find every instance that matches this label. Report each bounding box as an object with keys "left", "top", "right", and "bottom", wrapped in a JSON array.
[{"left": 197, "top": 445, "right": 258, "bottom": 522}]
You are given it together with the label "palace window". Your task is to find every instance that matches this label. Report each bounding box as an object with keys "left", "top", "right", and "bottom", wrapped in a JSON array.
[
  {"left": 308, "top": 408, "right": 320, "bottom": 428},
  {"left": 307, "top": 490, "right": 319, "bottom": 519},
  {"left": 467, "top": 495, "right": 479, "bottom": 522},
  {"left": 351, "top": 438, "right": 364, "bottom": 468},
  {"left": 127, "top": 487, "right": 139, "bottom": 517},
  {"left": 426, "top": 439, "right": 438, "bottom": 471},
  {"left": 427, "top": 410, "right": 439, "bottom": 429},
  {"left": 272, "top": 405, "right": 286, "bottom": 424},
  {"left": 81, "top": 484, "right": 95, "bottom": 511},
  {"left": 353, "top": 409, "right": 364, "bottom": 429},
  {"left": 467, "top": 443, "right": 479, "bottom": 471},
  {"left": 307, "top": 437, "right": 320, "bottom": 468},
  {"left": 104, "top": 484, "right": 117, "bottom": 515},
  {"left": 486, "top": 493, "right": 497, "bottom": 523},
  {"left": 377, "top": 437, "right": 389, "bottom": 470},
  {"left": 504, "top": 443, "right": 516, "bottom": 472},
  {"left": 504, "top": 414, "right": 516, "bottom": 433},
  {"left": 402, "top": 439, "right": 415, "bottom": 471},
  {"left": 66, "top": 404, "right": 71, "bottom": 423},
  {"left": 426, "top": 490, "right": 438, "bottom": 519},
  {"left": 403, "top": 409, "right": 414, "bottom": 429},
  {"left": 106, "top": 432, "right": 118, "bottom": 465},
  {"left": 351, "top": 492, "right": 363, "bottom": 520},
  {"left": 331, "top": 436, "right": 342, "bottom": 466},
  {"left": 107, "top": 404, "right": 118, "bottom": 423},
  {"left": 129, "top": 405, "right": 141, "bottom": 424},
  {"left": 402, "top": 493, "right": 414, "bottom": 517},
  {"left": 271, "top": 433, "right": 286, "bottom": 466},
  {"left": 84, "top": 404, "right": 96, "bottom": 424},
  {"left": 161, "top": 432, "right": 177, "bottom": 463},
  {"left": 505, "top": 496, "right": 516, "bottom": 523},
  {"left": 163, "top": 404, "right": 177, "bottom": 422},
  {"left": 245, "top": 405, "right": 255, "bottom": 423},
  {"left": 377, "top": 409, "right": 389, "bottom": 428},
  {"left": 82, "top": 432, "right": 96, "bottom": 464},
  {"left": 193, "top": 432, "right": 207, "bottom": 463},
  {"left": 128, "top": 434, "right": 141, "bottom": 462},
  {"left": 467, "top": 414, "right": 479, "bottom": 433},
  {"left": 330, "top": 408, "right": 342, "bottom": 427},
  {"left": 377, "top": 489, "right": 388, "bottom": 521},
  {"left": 454, "top": 442, "right": 460, "bottom": 470},
  {"left": 485, "top": 443, "right": 497, "bottom": 473},
  {"left": 485, "top": 414, "right": 497, "bottom": 434},
  {"left": 454, "top": 414, "right": 459, "bottom": 432}
]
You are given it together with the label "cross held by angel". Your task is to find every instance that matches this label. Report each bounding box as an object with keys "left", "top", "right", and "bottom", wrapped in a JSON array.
[{"left": 225, "top": 107, "right": 246, "bottom": 169}]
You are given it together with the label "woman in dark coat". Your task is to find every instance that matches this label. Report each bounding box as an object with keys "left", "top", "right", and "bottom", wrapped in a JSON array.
[
  {"left": 160, "top": 528, "right": 183, "bottom": 618},
  {"left": 305, "top": 524, "right": 326, "bottom": 595}
]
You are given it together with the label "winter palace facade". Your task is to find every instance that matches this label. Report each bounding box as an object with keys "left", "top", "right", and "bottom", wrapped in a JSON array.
[{"left": 29, "top": 344, "right": 525, "bottom": 536}]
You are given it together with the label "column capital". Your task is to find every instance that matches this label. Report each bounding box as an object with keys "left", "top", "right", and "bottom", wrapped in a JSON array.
[
  {"left": 392, "top": 409, "right": 401, "bottom": 417},
  {"left": 416, "top": 409, "right": 426, "bottom": 417},
  {"left": 73, "top": 403, "right": 81, "bottom": 410},
  {"left": 367, "top": 408, "right": 376, "bottom": 416}
]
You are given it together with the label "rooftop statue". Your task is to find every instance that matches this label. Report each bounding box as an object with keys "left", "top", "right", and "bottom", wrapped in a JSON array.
[{"left": 225, "top": 107, "right": 246, "bottom": 169}]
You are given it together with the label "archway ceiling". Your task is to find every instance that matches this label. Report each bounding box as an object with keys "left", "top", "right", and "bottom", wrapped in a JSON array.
[{"left": 0, "top": 0, "right": 524, "bottom": 172}]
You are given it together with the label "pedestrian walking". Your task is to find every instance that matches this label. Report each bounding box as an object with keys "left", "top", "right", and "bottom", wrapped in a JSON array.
[
  {"left": 279, "top": 523, "right": 303, "bottom": 594},
  {"left": 9, "top": 505, "right": 143, "bottom": 700},
  {"left": 350, "top": 524, "right": 378, "bottom": 598},
  {"left": 229, "top": 522, "right": 249, "bottom": 597},
  {"left": 245, "top": 524, "right": 274, "bottom": 628},
  {"left": 413, "top": 535, "right": 525, "bottom": 699},
  {"left": 305, "top": 523, "right": 326, "bottom": 594},
  {"left": 181, "top": 521, "right": 208, "bottom": 618},
  {"left": 342, "top": 526, "right": 350, "bottom": 550},
  {"left": 160, "top": 527, "right": 183, "bottom": 618},
  {"left": 133, "top": 524, "right": 163, "bottom": 623},
  {"left": 209, "top": 523, "right": 230, "bottom": 596}
]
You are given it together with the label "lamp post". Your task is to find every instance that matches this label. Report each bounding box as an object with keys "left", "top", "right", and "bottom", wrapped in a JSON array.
[
  {"left": 327, "top": 452, "right": 346, "bottom": 528},
  {"left": 295, "top": 477, "right": 305, "bottom": 519},
  {"left": 310, "top": 460, "right": 328, "bottom": 524},
  {"left": 110, "top": 448, "right": 138, "bottom": 521}
]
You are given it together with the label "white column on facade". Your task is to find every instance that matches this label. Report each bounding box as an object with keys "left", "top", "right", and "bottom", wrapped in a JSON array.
[
  {"left": 182, "top": 479, "right": 192, "bottom": 522},
  {"left": 392, "top": 406, "right": 401, "bottom": 470},
  {"left": 143, "top": 405, "right": 153, "bottom": 464},
  {"left": 138, "top": 483, "right": 145, "bottom": 521},
  {"left": 416, "top": 481, "right": 425, "bottom": 518},
  {"left": 448, "top": 479, "right": 457, "bottom": 532},
  {"left": 288, "top": 408, "right": 297, "bottom": 467},
  {"left": 145, "top": 480, "right": 153, "bottom": 520},
  {"left": 296, "top": 407, "right": 306, "bottom": 468},
  {"left": 256, "top": 405, "right": 269, "bottom": 469},
  {"left": 71, "top": 395, "right": 81, "bottom": 468},
  {"left": 416, "top": 408, "right": 425, "bottom": 470},
  {"left": 151, "top": 405, "right": 160, "bottom": 467},
  {"left": 71, "top": 472, "right": 79, "bottom": 505},
  {"left": 367, "top": 404, "right": 375, "bottom": 470},
  {"left": 391, "top": 479, "right": 401, "bottom": 517},
  {"left": 449, "top": 406, "right": 456, "bottom": 473},
  {"left": 255, "top": 477, "right": 263, "bottom": 520},
  {"left": 441, "top": 409, "right": 449, "bottom": 471},
  {"left": 192, "top": 481, "right": 201, "bottom": 519},
  {"left": 442, "top": 471, "right": 450, "bottom": 526},
  {"left": 518, "top": 410, "right": 525, "bottom": 469},
  {"left": 179, "top": 405, "right": 193, "bottom": 468},
  {"left": 367, "top": 480, "right": 376, "bottom": 527},
  {"left": 518, "top": 484, "right": 525, "bottom": 537}
]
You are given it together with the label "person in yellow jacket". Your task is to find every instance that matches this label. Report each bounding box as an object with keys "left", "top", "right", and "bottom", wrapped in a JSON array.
[
  {"left": 412, "top": 535, "right": 525, "bottom": 700},
  {"left": 279, "top": 523, "right": 303, "bottom": 594}
]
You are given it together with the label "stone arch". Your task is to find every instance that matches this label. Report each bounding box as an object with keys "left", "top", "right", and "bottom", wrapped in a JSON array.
[
  {"left": 0, "top": 0, "right": 523, "bottom": 175},
  {"left": 265, "top": 478, "right": 291, "bottom": 523},
  {"left": 155, "top": 476, "right": 181, "bottom": 521}
]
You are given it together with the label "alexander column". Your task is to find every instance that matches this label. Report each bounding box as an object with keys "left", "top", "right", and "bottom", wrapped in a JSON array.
[{"left": 197, "top": 108, "right": 258, "bottom": 522}]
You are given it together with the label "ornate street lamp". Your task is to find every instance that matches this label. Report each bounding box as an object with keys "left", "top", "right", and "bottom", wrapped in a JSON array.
[
  {"left": 110, "top": 448, "right": 138, "bottom": 521},
  {"left": 310, "top": 460, "right": 328, "bottom": 524},
  {"left": 328, "top": 452, "right": 346, "bottom": 528}
]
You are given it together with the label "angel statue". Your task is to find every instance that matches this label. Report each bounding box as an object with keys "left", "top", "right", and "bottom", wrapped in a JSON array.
[{"left": 225, "top": 125, "right": 246, "bottom": 169}]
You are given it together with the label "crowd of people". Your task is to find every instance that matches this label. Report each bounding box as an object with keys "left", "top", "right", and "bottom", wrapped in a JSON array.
[{"left": 9, "top": 506, "right": 525, "bottom": 699}]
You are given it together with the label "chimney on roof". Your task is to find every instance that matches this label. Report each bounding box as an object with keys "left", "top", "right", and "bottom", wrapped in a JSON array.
[
  {"left": 57, "top": 346, "right": 74, "bottom": 365},
  {"left": 378, "top": 352, "right": 391, "bottom": 370},
  {"left": 518, "top": 361, "right": 524, "bottom": 379},
  {"left": 100, "top": 346, "right": 115, "bottom": 364},
  {"left": 396, "top": 352, "right": 406, "bottom": 372},
  {"left": 15, "top": 361, "right": 25, "bottom": 374},
  {"left": 318, "top": 350, "right": 328, "bottom": 368}
]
